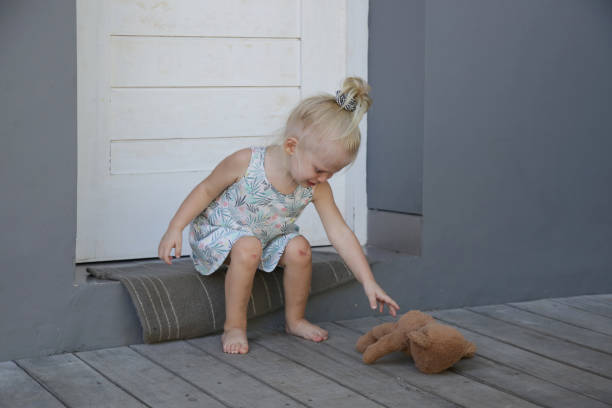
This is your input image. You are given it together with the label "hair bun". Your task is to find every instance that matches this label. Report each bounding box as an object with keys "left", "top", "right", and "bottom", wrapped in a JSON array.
[{"left": 338, "top": 77, "right": 372, "bottom": 114}]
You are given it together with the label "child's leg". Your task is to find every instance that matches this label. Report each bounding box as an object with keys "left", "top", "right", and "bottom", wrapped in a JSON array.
[
  {"left": 222, "top": 236, "right": 262, "bottom": 354},
  {"left": 279, "top": 235, "right": 329, "bottom": 342}
]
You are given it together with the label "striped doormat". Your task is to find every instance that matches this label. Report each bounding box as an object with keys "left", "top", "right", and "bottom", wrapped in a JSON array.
[{"left": 87, "top": 252, "right": 355, "bottom": 344}]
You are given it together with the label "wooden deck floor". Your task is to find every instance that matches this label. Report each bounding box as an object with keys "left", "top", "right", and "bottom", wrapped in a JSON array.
[{"left": 2, "top": 294, "right": 612, "bottom": 408}]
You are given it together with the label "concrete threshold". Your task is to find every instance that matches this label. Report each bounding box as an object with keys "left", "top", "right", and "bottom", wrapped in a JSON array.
[{"left": 67, "top": 245, "right": 417, "bottom": 353}]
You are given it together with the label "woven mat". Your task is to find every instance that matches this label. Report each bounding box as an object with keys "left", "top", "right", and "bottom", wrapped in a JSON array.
[{"left": 87, "top": 252, "right": 355, "bottom": 344}]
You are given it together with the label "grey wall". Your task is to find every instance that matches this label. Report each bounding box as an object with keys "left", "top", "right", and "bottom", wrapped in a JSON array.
[
  {"left": 1, "top": 1, "right": 142, "bottom": 363},
  {"left": 0, "top": 1, "right": 79, "bottom": 359},
  {"left": 367, "top": 0, "right": 612, "bottom": 308},
  {"left": 367, "top": 0, "right": 424, "bottom": 214}
]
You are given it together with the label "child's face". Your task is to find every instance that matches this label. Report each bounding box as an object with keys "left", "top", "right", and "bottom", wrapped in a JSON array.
[{"left": 285, "top": 135, "right": 352, "bottom": 187}]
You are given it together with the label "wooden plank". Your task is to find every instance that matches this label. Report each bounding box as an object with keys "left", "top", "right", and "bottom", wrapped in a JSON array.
[
  {"left": 76, "top": 346, "right": 226, "bottom": 407},
  {"left": 509, "top": 299, "right": 612, "bottom": 336},
  {"left": 110, "top": 136, "right": 269, "bottom": 174},
  {"left": 131, "top": 341, "right": 304, "bottom": 408},
  {"left": 320, "top": 319, "right": 540, "bottom": 408},
  {"left": 430, "top": 308, "right": 612, "bottom": 377},
  {"left": 111, "top": 37, "right": 300, "bottom": 87},
  {"left": 452, "top": 352, "right": 610, "bottom": 408},
  {"left": 109, "top": 0, "right": 300, "bottom": 37},
  {"left": 252, "top": 329, "right": 457, "bottom": 408},
  {"left": 110, "top": 87, "right": 299, "bottom": 141},
  {"left": 590, "top": 294, "right": 612, "bottom": 301},
  {"left": 0, "top": 361, "right": 65, "bottom": 408},
  {"left": 468, "top": 304, "right": 612, "bottom": 353},
  {"left": 187, "top": 333, "right": 384, "bottom": 408},
  {"left": 431, "top": 308, "right": 612, "bottom": 379},
  {"left": 14, "top": 353, "right": 146, "bottom": 408},
  {"left": 341, "top": 316, "right": 612, "bottom": 405},
  {"left": 553, "top": 296, "right": 612, "bottom": 318},
  {"left": 301, "top": 0, "right": 346, "bottom": 97}
]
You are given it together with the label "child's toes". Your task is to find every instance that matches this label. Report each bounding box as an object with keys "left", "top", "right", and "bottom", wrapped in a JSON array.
[
  {"left": 315, "top": 330, "right": 328, "bottom": 341},
  {"left": 313, "top": 331, "right": 327, "bottom": 342},
  {"left": 222, "top": 328, "right": 248, "bottom": 354}
]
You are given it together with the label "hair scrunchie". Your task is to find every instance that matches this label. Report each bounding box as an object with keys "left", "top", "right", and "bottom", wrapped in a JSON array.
[{"left": 335, "top": 90, "right": 357, "bottom": 112}]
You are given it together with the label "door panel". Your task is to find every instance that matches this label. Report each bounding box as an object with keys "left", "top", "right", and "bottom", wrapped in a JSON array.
[{"left": 77, "top": 0, "right": 351, "bottom": 262}]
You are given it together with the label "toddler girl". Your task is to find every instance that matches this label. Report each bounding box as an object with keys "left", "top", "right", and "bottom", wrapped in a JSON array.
[{"left": 158, "top": 77, "right": 400, "bottom": 354}]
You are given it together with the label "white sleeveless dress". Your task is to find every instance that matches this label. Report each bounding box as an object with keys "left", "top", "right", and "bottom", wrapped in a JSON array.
[{"left": 188, "top": 146, "right": 314, "bottom": 276}]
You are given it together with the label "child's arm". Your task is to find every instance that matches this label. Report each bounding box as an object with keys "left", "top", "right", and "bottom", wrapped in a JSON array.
[
  {"left": 158, "top": 148, "right": 251, "bottom": 264},
  {"left": 312, "top": 182, "right": 400, "bottom": 316}
]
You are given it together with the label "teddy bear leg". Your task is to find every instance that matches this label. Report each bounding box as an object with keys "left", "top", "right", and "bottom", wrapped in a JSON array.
[
  {"left": 356, "top": 322, "right": 396, "bottom": 353},
  {"left": 363, "top": 330, "right": 407, "bottom": 364},
  {"left": 464, "top": 341, "right": 477, "bottom": 358}
]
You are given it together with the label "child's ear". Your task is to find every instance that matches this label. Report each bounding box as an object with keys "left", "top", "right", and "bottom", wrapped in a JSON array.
[{"left": 284, "top": 137, "right": 298, "bottom": 156}]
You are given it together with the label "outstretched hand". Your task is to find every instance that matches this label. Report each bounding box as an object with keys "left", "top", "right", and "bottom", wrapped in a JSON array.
[{"left": 363, "top": 280, "right": 400, "bottom": 317}]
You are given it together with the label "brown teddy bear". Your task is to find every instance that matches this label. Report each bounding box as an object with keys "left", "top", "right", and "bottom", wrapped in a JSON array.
[{"left": 356, "top": 310, "right": 477, "bottom": 374}]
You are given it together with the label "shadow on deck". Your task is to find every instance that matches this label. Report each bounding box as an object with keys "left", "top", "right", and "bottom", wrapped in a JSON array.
[{"left": 2, "top": 293, "right": 611, "bottom": 407}]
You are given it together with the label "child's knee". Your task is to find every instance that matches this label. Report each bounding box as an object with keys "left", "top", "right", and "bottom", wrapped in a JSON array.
[
  {"left": 230, "top": 236, "right": 262, "bottom": 267},
  {"left": 285, "top": 236, "right": 312, "bottom": 266}
]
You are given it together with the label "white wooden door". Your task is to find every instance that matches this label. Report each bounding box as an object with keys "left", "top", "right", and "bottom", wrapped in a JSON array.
[{"left": 77, "top": 0, "right": 365, "bottom": 262}]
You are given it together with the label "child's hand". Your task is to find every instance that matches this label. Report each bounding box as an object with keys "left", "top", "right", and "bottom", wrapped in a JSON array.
[
  {"left": 363, "top": 280, "right": 400, "bottom": 317},
  {"left": 158, "top": 227, "right": 183, "bottom": 265}
]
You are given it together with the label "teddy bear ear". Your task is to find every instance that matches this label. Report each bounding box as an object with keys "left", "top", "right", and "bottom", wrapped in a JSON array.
[{"left": 407, "top": 330, "right": 431, "bottom": 349}]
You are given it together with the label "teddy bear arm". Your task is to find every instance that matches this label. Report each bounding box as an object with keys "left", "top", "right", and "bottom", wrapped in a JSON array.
[
  {"left": 356, "top": 332, "right": 377, "bottom": 353},
  {"left": 372, "top": 322, "right": 396, "bottom": 338},
  {"left": 356, "top": 322, "right": 395, "bottom": 353}
]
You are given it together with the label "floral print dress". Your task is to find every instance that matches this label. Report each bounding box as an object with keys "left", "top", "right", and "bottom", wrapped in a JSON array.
[{"left": 189, "top": 146, "right": 314, "bottom": 276}]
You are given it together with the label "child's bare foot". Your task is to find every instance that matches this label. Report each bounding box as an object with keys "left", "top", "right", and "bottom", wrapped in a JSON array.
[
  {"left": 222, "top": 327, "right": 249, "bottom": 354},
  {"left": 285, "top": 319, "right": 329, "bottom": 342}
]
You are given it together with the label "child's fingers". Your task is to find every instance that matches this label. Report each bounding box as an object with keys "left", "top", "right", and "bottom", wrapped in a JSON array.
[
  {"left": 175, "top": 239, "right": 182, "bottom": 258},
  {"left": 165, "top": 244, "right": 174, "bottom": 264},
  {"left": 170, "top": 244, "right": 177, "bottom": 263},
  {"left": 379, "top": 293, "right": 400, "bottom": 311},
  {"left": 159, "top": 245, "right": 168, "bottom": 264},
  {"left": 376, "top": 294, "right": 400, "bottom": 316},
  {"left": 377, "top": 301, "right": 396, "bottom": 316},
  {"left": 158, "top": 242, "right": 165, "bottom": 261},
  {"left": 388, "top": 303, "right": 398, "bottom": 317},
  {"left": 369, "top": 296, "right": 377, "bottom": 310}
]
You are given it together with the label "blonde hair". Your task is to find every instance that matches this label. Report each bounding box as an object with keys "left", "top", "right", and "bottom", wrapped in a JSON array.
[{"left": 275, "top": 77, "right": 372, "bottom": 162}]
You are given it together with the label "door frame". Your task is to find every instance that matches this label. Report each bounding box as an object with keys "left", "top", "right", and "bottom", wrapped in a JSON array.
[{"left": 344, "top": 0, "right": 369, "bottom": 244}]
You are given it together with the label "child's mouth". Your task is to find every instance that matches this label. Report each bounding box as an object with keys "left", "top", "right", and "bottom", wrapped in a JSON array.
[{"left": 308, "top": 181, "right": 316, "bottom": 186}]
